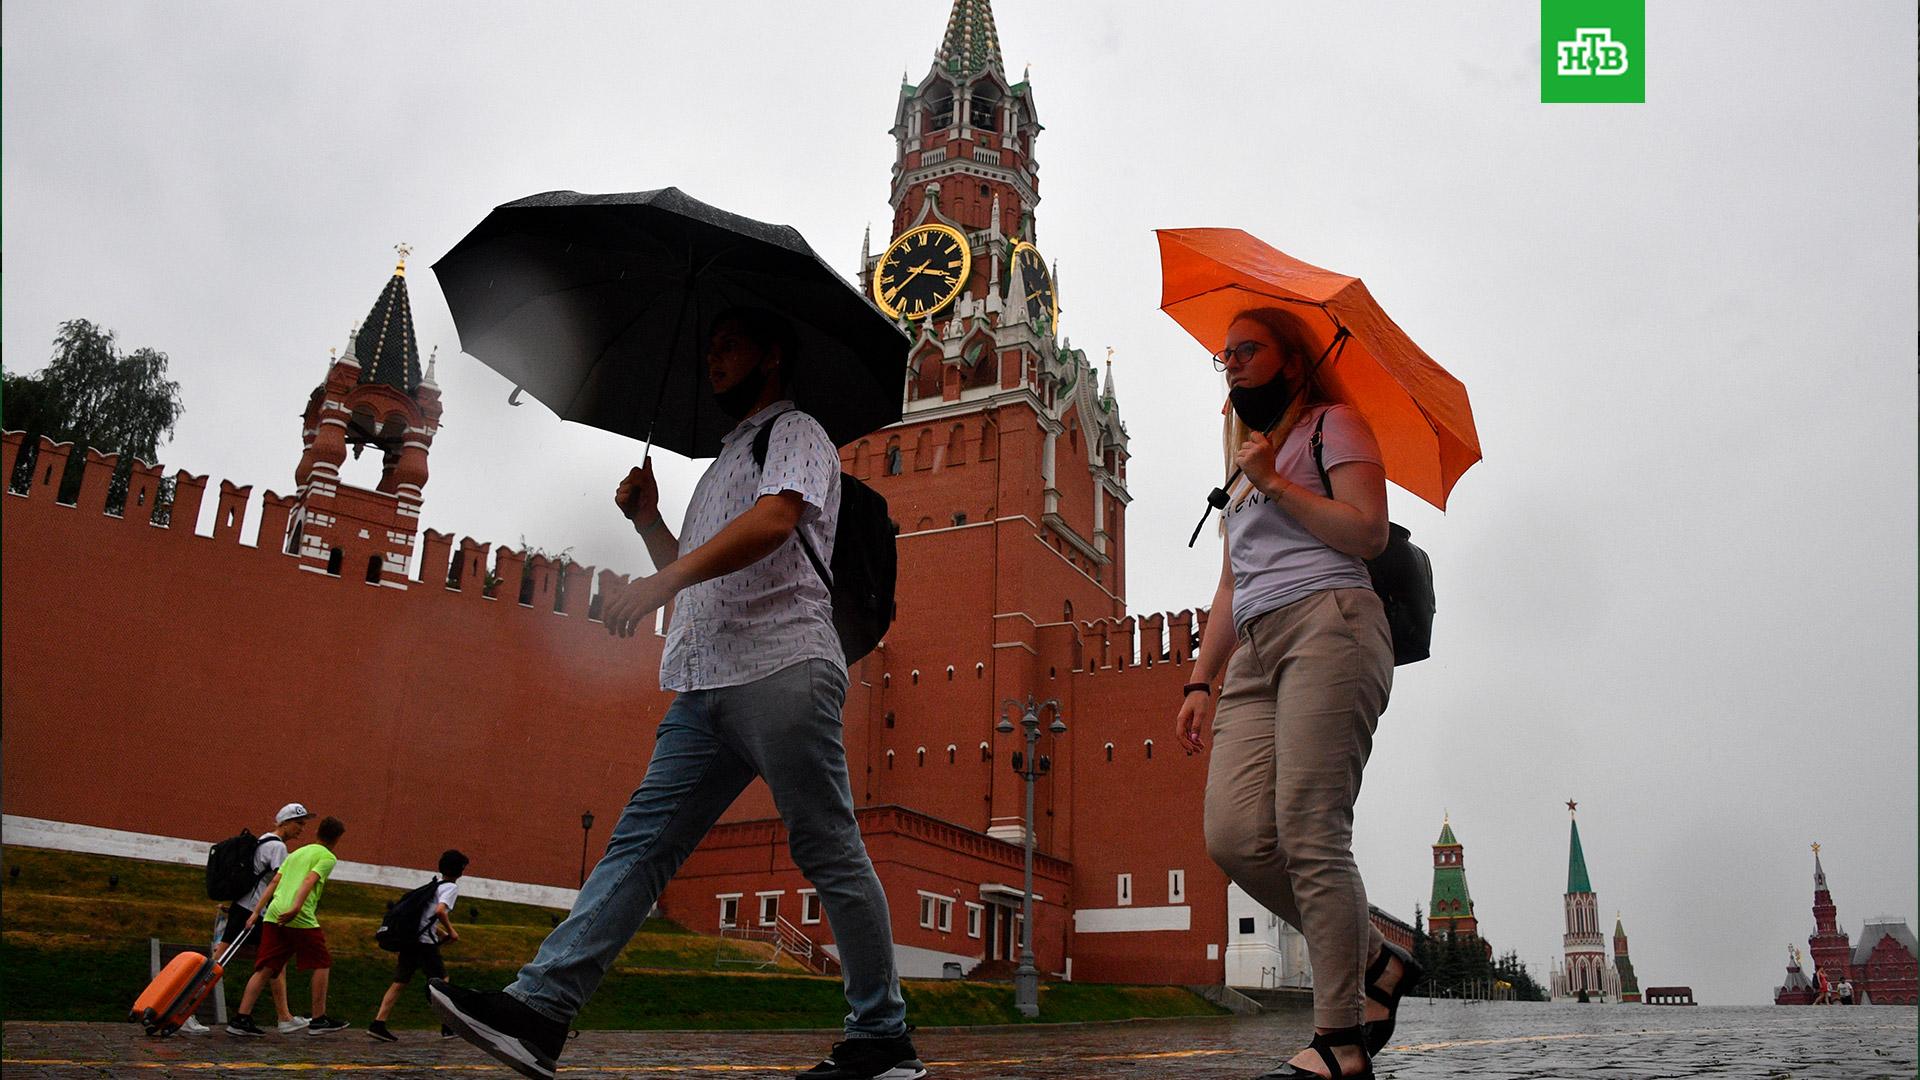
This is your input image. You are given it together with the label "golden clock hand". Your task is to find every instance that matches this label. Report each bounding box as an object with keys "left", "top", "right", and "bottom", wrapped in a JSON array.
[{"left": 883, "top": 263, "right": 930, "bottom": 304}]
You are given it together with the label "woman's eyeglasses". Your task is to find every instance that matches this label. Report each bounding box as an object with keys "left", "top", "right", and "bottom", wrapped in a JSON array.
[{"left": 1212, "top": 341, "right": 1265, "bottom": 371}]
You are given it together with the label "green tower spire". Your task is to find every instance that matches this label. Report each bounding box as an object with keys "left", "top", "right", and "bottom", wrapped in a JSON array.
[
  {"left": 1567, "top": 802, "right": 1592, "bottom": 894},
  {"left": 937, "top": 0, "right": 1004, "bottom": 78}
]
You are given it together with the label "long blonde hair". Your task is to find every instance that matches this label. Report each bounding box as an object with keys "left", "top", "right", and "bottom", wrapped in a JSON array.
[{"left": 1222, "top": 306, "right": 1331, "bottom": 508}]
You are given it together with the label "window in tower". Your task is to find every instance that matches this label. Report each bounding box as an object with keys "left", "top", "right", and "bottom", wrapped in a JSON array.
[
  {"left": 365, "top": 555, "right": 383, "bottom": 584},
  {"left": 326, "top": 548, "right": 343, "bottom": 576},
  {"left": 886, "top": 446, "right": 903, "bottom": 475}
]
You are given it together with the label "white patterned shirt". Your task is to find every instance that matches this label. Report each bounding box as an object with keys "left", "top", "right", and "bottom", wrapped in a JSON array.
[{"left": 658, "top": 400, "right": 844, "bottom": 692}]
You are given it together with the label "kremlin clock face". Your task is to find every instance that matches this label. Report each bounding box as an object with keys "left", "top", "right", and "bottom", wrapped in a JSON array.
[
  {"left": 1011, "top": 241, "right": 1056, "bottom": 328},
  {"left": 874, "top": 223, "right": 972, "bottom": 320}
]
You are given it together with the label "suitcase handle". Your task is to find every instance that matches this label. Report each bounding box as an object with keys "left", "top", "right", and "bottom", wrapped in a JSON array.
[{"left": 215, "top": 921, "right": 256, "bottom": 967}]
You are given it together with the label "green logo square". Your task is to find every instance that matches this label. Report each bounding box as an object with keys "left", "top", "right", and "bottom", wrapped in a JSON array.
[{"left": 1541, "top": 0, "right": 1645, "bottom": 103}]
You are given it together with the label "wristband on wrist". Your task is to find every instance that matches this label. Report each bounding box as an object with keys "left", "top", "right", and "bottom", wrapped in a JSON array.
[
  {"left": 1182, "top": 682, "right": 1212, "bottom": 697},
  {"left": 636, "top": 513, "right": 664, "bottom": 532}
]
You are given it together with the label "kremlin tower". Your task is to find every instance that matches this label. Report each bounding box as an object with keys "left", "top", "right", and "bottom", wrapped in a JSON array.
[
  {"left": 1427, "top": 815, "right": 1478, "bottom": 939},
  {"left": 1551, "top": 801, "right": 1621, "bottom": 1002},
  {"left": 1613, "top": 915, "right": 1641, "bottom": 1003},
  {"left": 288, "top": 244, "right": 442, "bottom": 585}
]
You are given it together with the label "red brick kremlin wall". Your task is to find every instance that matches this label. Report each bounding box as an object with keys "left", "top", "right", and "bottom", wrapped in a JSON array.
[{"left": 2, "top": 404, "right": 1227, "bottom": 984}]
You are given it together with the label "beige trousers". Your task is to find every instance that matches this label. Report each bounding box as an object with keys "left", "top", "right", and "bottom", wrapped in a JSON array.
[{"left": 1204, "top": 587, "right": 1394, "bottom": 1028}]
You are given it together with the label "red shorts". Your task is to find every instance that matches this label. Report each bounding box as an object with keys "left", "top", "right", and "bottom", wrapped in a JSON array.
[{"left": 254, "top": 923, "right": 332, "bottom": 974}]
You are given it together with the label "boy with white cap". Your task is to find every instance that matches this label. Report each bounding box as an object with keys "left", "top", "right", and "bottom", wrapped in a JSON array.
[{"left": 218, "top": 802, "right": 312, "bottom": 1035}]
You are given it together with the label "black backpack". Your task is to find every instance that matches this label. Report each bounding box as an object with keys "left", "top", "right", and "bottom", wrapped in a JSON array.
[
  {"left": 376, "top": 878, "right": 442, "bottom": 952},
  {"left": 206, "top": 830, "right": 267, "bottom": 902},
  {"left": 1311, "top": 411, "right": 1436, "bottom": 666},
  {"left": 752, "top": 415, "right": 898, "bottom": 663}
]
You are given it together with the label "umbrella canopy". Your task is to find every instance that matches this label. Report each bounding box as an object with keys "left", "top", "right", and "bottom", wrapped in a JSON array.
[
  {"left": 1157, "top": 228, "right": 1481, "bottom": 510},
  {"left": 433, "top": 188, "right": 909, "bottom": 458}
]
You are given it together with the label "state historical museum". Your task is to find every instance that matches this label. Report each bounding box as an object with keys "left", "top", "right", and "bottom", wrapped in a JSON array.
[{"left": 1, "top": 1, "right": 1410, "bottom": 987}]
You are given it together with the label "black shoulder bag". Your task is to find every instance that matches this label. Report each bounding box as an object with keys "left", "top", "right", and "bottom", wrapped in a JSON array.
[
  {"left": 752, "top": 415, "right": 898, "bottom": 664},
  {"left": 1311, "top": 410, "right": 1436, "bottom": 666}
]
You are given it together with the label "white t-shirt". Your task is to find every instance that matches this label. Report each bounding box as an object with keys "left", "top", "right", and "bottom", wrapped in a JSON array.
[
  {"left": 237, "top": 834, "right": 289, "bottom": 913},
  {"left": 419, "top": 881, "right": 460, "bottom": 944},
  {"left": 1224, "top": 404, "right": 1384, "bottom": 632}
]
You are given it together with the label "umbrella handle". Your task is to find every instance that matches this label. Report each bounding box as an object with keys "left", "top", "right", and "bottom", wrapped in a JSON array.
[{"left": 508, "top": 386, "right": 525, "bottom": 407}]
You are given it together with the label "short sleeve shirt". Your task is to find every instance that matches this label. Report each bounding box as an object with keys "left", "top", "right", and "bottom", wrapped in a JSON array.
[
  {"left": 265, "top": 843, "right": 338, "bottom": 929},
  {"left": 658, "top": 400, "right": 844, "bottom": 692},
  {"left": 420, "top": 881, "right": 460, "bottom": 944},
  {"left": 238, "top": 834, "right": 289, "bottom": 913},
  {"left": 1224, "top": 404, "right": 1383, "bottom": 632}
]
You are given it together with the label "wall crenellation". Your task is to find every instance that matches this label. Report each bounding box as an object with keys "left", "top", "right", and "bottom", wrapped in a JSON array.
[
  {"left": 1069, "top": 608, "right": 1207, "bottom": 673},
  {"left": 2, "top": 430, "right": 660, "bottom": 637}
]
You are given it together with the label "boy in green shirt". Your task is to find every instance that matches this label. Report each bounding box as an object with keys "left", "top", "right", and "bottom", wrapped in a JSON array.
[{"left": 227, "top": 816, "right": 349, "bottom": 1036}]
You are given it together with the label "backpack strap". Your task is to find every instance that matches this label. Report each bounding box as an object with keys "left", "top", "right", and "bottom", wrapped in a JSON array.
[
  {"left": 751, "top": 414, "right": 833, "bottom": 588},
  {"left": 1310, "top": 407, "right": 1334, "bottom": 498}
]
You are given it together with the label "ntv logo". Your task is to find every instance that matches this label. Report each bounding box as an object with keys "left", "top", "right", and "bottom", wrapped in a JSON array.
[
  {"left": 1541, "top": 1, "right": 1642, "bottom": 102},
  {"left": 1556, "top": 28, "right": 1629, "bottom": 76}
]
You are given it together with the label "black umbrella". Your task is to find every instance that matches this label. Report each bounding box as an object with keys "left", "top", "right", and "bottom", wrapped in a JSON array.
[{"left": 432, "top": 188, "right": 908, "bottom": 458}]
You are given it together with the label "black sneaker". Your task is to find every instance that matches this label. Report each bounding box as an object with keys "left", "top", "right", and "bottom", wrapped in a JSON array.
[
  {"left": 799, "top": 1034, "right": 927, "bottom": 1079},
  {"left": 441, "top": 1024, "right": 459, "bottom": 1039},
  {"left": 306, "top": 1015, "right": 350, "bottom": 1035},
  {"left": 428, "top": 979, "right": 569, "bottom": 1080},
  {"left": 366, "top": 1020, "right": 399, "bottom": 1042},
  {"left": 224, "top": 1013, "right": 267, "bottom": 1037}
]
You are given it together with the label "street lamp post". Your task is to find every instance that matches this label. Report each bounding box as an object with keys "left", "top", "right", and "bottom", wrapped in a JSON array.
[
  {"left": 579, "top": 811, "right": 596, "bottom": 887},
  {"left": 997, "top": 695, "right": 1066, "bottom": 1019}
]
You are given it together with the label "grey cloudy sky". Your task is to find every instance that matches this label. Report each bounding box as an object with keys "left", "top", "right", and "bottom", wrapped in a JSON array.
[{"left": 4, "top": 2, "right": 1914, "bottom": 1004}]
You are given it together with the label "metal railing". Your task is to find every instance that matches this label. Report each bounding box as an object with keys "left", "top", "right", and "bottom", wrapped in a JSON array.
[{"left": 714, "top": 917, "right": 839, "bottom": 977}]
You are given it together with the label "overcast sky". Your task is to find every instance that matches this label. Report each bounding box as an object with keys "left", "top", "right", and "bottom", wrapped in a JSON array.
[{"left": 5, "top": 2, "right": 1914, "bottom": 1005}]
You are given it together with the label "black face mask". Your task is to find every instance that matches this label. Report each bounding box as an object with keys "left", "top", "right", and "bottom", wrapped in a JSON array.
[
  {"left": 715, "top": 364, "right": 771, "bottom": 419},
  {"left": 1228, "top": 371, "right": 1295, "bottom": 432}
]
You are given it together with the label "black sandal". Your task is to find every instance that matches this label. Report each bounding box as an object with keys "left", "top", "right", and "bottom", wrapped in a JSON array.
[
  {"left": 1362, "top": 939, "right": 1425, "bottom": 1055},
  {"left": 1253, "top": 1025, "right": 1372, "bottom": 1079}
]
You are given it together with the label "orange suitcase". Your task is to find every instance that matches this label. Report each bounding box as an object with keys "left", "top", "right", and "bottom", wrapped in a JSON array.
[{"left": 129, "top": 925, "right": 251, "bottom": 1036}]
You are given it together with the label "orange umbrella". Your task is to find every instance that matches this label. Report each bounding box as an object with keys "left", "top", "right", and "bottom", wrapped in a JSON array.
[{"left": 1157, "top": 228, "right": 1481, "bottom": 510}]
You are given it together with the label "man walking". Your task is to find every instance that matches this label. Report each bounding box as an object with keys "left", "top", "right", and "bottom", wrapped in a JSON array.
[
  {"left": 228, "top": 816, "right": 350, "bottom": 1036},
  {"left": 431, "top": 308, "right": 920, "bottom": 1080}
]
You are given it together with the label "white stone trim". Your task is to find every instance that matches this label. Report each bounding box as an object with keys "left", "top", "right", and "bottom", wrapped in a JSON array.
[
  {"left": 1073, "top": 905, "right": 1192, "bottom": 934},
  {"left": 1, "top": 815, "right": 580, "bottom": 909}
]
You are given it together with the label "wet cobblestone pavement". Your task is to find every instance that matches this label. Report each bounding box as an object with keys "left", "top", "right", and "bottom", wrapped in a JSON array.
[{"left": 5, "top": 1001, "right": 1914, "bottom": 1078}]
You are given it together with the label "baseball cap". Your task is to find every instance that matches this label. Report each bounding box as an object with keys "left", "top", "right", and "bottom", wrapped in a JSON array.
[{"left": 275, "top": 802, "right": 313, "bottom": 824}]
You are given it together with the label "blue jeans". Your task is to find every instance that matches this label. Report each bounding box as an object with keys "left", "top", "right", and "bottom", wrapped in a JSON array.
[{"left": 507, "top": 659, "right": 906, "bottom": 1038}]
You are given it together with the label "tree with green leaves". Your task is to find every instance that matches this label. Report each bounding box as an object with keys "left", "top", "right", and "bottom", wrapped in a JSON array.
[{"left": 4, "top": 320, "right": 185, "bottom": 519}]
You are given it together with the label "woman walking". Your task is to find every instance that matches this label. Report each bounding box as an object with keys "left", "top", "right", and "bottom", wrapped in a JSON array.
[{"left": 1175, "top": 306, "right": 1421, "bottom": 1080}]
